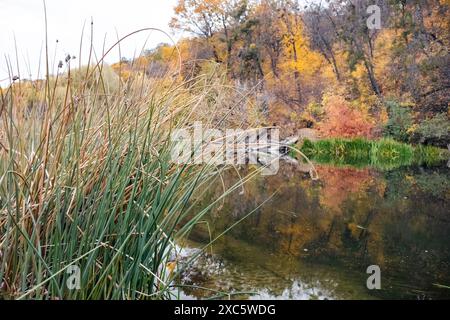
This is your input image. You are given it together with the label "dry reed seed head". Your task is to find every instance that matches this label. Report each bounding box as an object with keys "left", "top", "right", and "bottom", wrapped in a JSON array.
[{"left": 64, "top": 55, "right": 76, "bottom": 65}]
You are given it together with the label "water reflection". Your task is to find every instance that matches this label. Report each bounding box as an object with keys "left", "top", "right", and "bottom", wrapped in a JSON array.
[{"left": 183, "top": 163, "right": 450, "bottom": 299}]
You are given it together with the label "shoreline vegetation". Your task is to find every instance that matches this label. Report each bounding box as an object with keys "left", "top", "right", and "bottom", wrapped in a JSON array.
[
  {"left": 0, "top": 50, "right": 255, "bottom": 299},
  {"left": 298, "top": 138, "right": 449, "bottom": 170}
]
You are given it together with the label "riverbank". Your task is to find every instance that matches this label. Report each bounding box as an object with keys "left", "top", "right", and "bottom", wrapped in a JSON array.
[{"left": 297, "top": 138, "right": 449, "bottom": 170}]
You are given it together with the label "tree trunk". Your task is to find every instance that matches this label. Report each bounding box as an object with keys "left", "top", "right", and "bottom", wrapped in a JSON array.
[
  {"left": 364, "top": 59, "right": 382, "bottom": 97},
  {"left": 291, "top": 40, "right": 303, "bottom": 104}
]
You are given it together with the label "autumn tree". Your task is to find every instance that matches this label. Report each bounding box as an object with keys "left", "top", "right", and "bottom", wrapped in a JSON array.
[
  {"left": 279, "top": 0, "right": 305, "bottom": 104},
  {"left": 302, "top": 2, "right": 341, "bottom": 80},
  {"left": 387, "top": 0, "right": 449, "bottom": 114},
  {"left": 252, "top": 0, "right": 284, "bottom": 78},
  {"left": 328, "top": 0, "right": 388, "bottom": 98},
  {"left": 171, "top": 0, "right": 249, "bottom": 67},
  {"left": 171, "top": 0, "right": 224, "bottom": 62}
]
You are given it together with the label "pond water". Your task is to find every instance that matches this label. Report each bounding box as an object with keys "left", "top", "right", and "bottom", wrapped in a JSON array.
[{"left": 180, "top": 161, "right": 450, "bottom": 300}]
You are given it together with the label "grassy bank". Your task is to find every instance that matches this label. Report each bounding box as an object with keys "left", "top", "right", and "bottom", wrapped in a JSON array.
[{"left": 298, "top": 138, "right": 448, "bottom": 170}]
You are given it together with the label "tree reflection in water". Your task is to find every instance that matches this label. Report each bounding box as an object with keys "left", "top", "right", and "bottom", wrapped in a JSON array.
[{"left": 182, "top": 163, "right": 450, "bottom": 299}]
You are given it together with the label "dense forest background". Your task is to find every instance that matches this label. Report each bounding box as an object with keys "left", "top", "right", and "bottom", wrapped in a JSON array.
[{"left": 113, "top": 0, "right": 449, "bottom": 147}]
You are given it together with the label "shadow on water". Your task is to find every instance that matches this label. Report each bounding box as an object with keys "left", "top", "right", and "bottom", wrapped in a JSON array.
[{"left": 181, "top": 160, "right": 450, "bottom": 300}]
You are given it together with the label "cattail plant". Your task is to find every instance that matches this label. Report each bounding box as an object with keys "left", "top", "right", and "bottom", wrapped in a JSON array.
[{"left": 0, "top": 25, "right": 266, "bottom": 299}]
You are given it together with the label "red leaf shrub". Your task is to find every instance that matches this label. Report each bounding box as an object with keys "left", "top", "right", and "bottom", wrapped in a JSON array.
[{"left": 318, "top": 95, "right": 374, "bottom": 138}]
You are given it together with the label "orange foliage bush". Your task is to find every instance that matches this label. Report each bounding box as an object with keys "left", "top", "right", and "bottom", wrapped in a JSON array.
[{"left": 318, "top": 95, "right": 375, "bottom": 138}]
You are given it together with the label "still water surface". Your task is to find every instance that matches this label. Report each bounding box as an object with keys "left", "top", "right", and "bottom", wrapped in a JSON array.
[{"left": 180, "top": 162, "right": 450, "bottom": 299}]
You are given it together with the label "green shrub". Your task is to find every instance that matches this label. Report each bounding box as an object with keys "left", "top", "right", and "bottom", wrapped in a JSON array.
[
  {"left": 416, "top": 113, "right": 450, "bottom": 147},
  {"left": 305, "top": 101, "right": 324, "bottom": 120},
  {"left": 383, "top": 100, "right": 414, "bottom": 142}
]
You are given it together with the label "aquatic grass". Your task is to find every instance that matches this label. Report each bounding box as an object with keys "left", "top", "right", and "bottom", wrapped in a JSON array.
[
  {"left": 299, "top": 138, "right": 373, "bottom": 168},
  {"left": 370, "top": 138, "right": 414, "bottom": 170},
  {"left": 414, "top": 144, "right": 448, "bottom": 166},
  {"left": 299, "top": 138, "right": 448, "bottom": 170}
]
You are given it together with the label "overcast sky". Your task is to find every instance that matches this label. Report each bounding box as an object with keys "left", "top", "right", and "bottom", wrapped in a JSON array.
[{"left": 0, "top": 0, "right": 180, "bottom": 85}]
